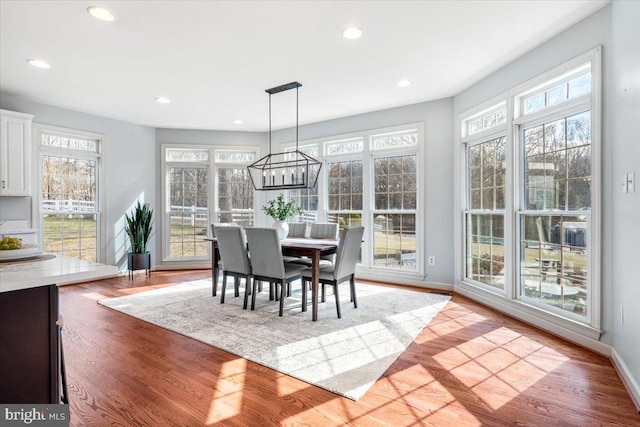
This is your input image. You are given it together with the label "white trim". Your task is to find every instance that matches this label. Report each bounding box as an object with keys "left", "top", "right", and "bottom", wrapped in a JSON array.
[
  {"left": 611, "top": 348, "right": 640, "bottom": 412},
  {"left": 455, "top": 281, "right": 605, "bottom": 347}
]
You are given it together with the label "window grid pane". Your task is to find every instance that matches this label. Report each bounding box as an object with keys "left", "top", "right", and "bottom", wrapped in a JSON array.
[
  {"left": 372, "top": 213, "right": 416, "bottom": 270},
  {"left": 524, "top": 111, "right": 591, "bottom": 211},
  {"left": 520, "top": 214, "right": 587, "bottom": 316},
  {"left": 217, "top": 167, "right": 254, "bottom": 227},
  {"left": 328, "top": 160, "right": 362, "bottom": 211},
  {"left": 42, "top": 213, "right": 97, "bottom": 262},
  {"left": 465, "top": 213, "right": 505, "bottom": 289},
  {"left": 169, "top": 166, "right": 209, "bottom": 257}
]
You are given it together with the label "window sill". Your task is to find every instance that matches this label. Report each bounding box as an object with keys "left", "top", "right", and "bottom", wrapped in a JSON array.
[{"left": 454, "top": 280, "right": 607, "bottom": 354}]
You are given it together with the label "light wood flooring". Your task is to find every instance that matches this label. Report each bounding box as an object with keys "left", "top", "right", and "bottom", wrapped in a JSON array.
[{"left": 59, "top": 270, "right": 639, "bottom": 426}]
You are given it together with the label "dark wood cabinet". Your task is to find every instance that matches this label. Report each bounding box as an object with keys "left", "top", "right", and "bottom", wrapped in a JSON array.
[{"left": 0, "top": 284, "right": 61, "bottom": 403}]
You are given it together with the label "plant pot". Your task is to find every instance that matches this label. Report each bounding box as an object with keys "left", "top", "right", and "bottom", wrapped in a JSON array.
[
  {"left": 272, "top": 221, "right": 289, "bottom": 240},
  {"left": 128, "top": 252, "right": 151, "bottom": 279}
]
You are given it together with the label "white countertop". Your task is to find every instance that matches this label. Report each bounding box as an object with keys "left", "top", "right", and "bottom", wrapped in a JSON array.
[{"left": 0, "top": 254, "right": 119, "bottom": 293}]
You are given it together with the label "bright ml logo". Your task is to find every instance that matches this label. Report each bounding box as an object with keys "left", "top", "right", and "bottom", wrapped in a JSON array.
[{"left": 2, "top": 405, "right": 69, "bottom": 426}]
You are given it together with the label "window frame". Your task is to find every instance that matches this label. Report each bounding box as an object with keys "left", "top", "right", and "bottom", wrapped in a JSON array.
[
  {"left": 160, "top": 144, "right": 260, "bottom": 265},
  {"left": 281, "top": 122, "right": 424, "bottom": 276},
  {"left": 34, "top": 123, "right": 104, "bottom": 263},
  {"left": 455, "top": 47, "right": 602, "bottom": 338}
]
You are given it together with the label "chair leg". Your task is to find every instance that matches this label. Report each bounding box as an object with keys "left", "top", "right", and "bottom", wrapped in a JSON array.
[
  {"left": 220, "top": 273, "right": 227, "bottom": 304},
  {"left": 279, "top": 280, "right": 286, "bottom": 317},
  {"left": 301, "top": 278, "right": 307, "bottom": 312},
  {"left": 251, "top": 277, "right": 258, "bottom": 310},
  {"left": 269, "top": 281, "right": 275, "bottom": 300},
  {"left": 321, "top": 283, "right": 326, "bottom": 303},
  {"left": 243, "top": 277, "right": 251, "bottom": 309},
  {"left": 234, "top": 276, "right": 240, "bottom": 297},
  {"left": 334, "top": 282, "right": 341, "bottom": 318},
  {"left": 350, "top": 276, "right": 358, "bottom": 308}
]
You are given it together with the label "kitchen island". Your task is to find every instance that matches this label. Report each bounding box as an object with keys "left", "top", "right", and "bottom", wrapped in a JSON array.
[
  {"left": 0, "top": 255, "right": 118, "bottom": 403},
  {"left": 0, "top": 254, "right": 118, "bottom": 293}
]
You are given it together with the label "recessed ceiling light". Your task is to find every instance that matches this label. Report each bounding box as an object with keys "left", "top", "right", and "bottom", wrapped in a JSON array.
[
  {"left": 27, "top": 59, "right": 51, "bottom": 69},
  {"left": 233, "top": 119, "right": 243, "bottom": 125},
  {"left": 87, "top": 6, "right": 115, "bottom": 22},
  {"left": 397, "top": 79, "right": 413, "bottom": 88},
  {"left": 342, "top": 26, "right": 362, "bottom": 40},
  {"left": 155, "top": 97, "right": 171, "bottom": 104}
]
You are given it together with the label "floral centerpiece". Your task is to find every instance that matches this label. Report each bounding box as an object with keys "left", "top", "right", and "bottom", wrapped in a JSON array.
[{"left": 262, "top": 193, "right": 303, "bottom": 239}]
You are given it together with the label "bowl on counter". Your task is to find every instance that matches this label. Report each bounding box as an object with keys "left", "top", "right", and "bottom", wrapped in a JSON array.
[{"left": 0, "top": 229, "right": 42, "bottom": 261}]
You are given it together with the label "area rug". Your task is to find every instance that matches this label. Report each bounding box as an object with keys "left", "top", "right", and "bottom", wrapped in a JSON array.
[{"left": 98, "top": 279, "right": 450, "bottom": 401}]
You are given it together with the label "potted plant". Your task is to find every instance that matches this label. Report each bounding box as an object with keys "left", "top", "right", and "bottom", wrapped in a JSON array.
[
  {"left": 125, "top": 200, "right": 154, "bottom": 277},
  {"left": 262, "top": 193, "right": 303, "bottom": 239}
]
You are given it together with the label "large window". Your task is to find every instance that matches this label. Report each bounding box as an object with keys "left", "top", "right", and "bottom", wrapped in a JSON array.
[
  {"left": 464, "top": 130, "right": 506, "bottom": 290},
  {"left": 282, "top": 125, "right": 422, "bottom": 274},
  {"left": 39, "top": 127, "right": 101, "bottom": 262},
  {"left": 162, "top": 146, "right": 258, "bottom": 263},
  {"left": 167, "top": 149, "right": 210, "bottom": 259},
  {"left": 518, "top": 108, "right": 591, "bottom": 317},
  {"left": 459, "top": 50, "right": 600, "bottom": 330}
]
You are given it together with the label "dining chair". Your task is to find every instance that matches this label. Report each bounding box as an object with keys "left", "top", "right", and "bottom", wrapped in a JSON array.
[
  {"left": 245, "top": 227, "right": 306, "bottom": 316},
  {"left": 301, "top": 226, "right": 364, "bottom": 318},
  {"left": 289, "top": 222, "right": 339, "bottom": 267},
  {"left": 287, "top": 222, "right": 308, "bottom": 238},
  {"left": 213, "top": 226, "right": 252, "bottom": 308},
  {"left": 282, "top": 222, "right": 308, "bottom": 264},
  {"left": 210, "top": 221, "right": 239, "bottom": 292}
]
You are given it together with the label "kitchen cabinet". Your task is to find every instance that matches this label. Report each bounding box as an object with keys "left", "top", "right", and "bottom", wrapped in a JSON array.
[
  {"left": 0, "top": 109, "right": 34, "bottom": 196},
  {"left": 0, "top": 284, "right": 62, "bottom": 403}
]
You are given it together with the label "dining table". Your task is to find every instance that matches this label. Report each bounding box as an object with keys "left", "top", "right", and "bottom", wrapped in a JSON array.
[{"left": 205, "top": 236, "right": 338, "bottom": 321}]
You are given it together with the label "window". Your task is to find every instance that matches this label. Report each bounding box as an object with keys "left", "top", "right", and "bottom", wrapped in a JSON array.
[
  {"left": 288, "top": 144, "right": 319, "bottom": 222},
  {"left": 167, "top": 149, "right": 209, "bottom": 259},
  {"left": 281, "top": 124, "right": 422, "bottom": 274},
  {"left": 464, "top": 133, "right": 506, "bottom": 290},
  {"left": 518, "top": 110, "right": 591, "bottom": 318},
  {"left": 39, "top": 127, "right": 102, "bottom": 262},
  {"left": 459, "top": 49, "right": 600, "bottom": 331},
  {"left": 162, "top": 146, "right": 258, "bottom": 263}
]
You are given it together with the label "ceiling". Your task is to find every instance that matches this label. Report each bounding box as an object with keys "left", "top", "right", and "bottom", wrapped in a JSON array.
[{"left": 0, "top": 1, "right": 609, "bottom": 131}]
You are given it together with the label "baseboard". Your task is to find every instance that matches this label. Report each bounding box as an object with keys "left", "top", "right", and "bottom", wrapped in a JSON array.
[{"left": 611, "top": 348, "right": 640, "bottom": 413}]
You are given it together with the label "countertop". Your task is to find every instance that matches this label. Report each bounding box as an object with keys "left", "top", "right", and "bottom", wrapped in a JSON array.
[{"left": 0, "top": 254, "right": 119, "bottom": 293}]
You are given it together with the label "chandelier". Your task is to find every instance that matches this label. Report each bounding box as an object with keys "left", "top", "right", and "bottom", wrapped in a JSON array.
[{"left": 247, "top": 82, "right": 322, "bottom": 191}]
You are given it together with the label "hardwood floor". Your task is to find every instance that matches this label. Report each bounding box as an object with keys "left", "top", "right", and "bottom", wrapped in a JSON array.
[{"left": 59, "top": 270, "right": 638, "bottom": 426}]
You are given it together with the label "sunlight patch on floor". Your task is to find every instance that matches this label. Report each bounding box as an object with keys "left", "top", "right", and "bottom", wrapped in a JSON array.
[
  {"left": 441, "top": 326, "right": 569, "bottom": 411},
  {"left": 206, "top": 358, "right": 247, "bottom": 424}
]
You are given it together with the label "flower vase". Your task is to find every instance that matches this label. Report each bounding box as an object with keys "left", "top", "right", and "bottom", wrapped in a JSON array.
[{"left": 272, "top": 221, "right": 289, "bottom": 240}]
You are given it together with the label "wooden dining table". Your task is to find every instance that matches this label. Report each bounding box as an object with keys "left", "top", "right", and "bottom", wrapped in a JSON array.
[{"left": 205, "top": 237, "right": 338, "bottom": 321}]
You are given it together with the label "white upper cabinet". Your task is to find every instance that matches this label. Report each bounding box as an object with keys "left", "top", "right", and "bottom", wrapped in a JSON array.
[{"left": 0, "top": 109, "right": 34, "bottom": 196}]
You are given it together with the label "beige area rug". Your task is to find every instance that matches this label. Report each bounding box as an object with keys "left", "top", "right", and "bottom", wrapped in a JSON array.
[{"left": 98, "top": 278, "right": 450, "bottom": 401}]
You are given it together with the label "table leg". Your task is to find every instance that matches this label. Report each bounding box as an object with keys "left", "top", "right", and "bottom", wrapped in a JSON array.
[{"left": 311, "top": 250, "right": 320, "bottom": 321}]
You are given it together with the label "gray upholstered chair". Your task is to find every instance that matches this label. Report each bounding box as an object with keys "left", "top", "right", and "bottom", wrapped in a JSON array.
[
  {"left": 290, "top": 222, "right": 339, "bottom": 266},
  {"left": 214, "top": 226, "right": 252, "bottom": 308},
  {"left": 287, "top": 222, "right": 308, "bottom": 238},
  {"left": 245, "top": 227, "right": 306, "bottom": 316},
  {"left": 309, "top": 222, "right": 339, "bottom": 239},
  {"left": 282, "top": 222, "right": 308, "bottom": 263},
  {"left": 301, "top": 226, "right": 365, "bottom": 318},
  {"left": 210, "top": 222, "right": 238, "bottom": 237},
  {"left": 210, "top": 221, "right": 239, "bottom": 292}
]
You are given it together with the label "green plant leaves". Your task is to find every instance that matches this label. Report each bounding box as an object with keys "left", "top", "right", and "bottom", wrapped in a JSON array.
[{"left": 125, "top": 201, "right": 154, "bottom": 253}]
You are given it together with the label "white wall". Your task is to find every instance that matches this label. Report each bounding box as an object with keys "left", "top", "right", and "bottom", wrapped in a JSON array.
[
  {"left": 271, "top": 98, "right": 455, "bottom": 286},
  {"left": 0, "top": 94, "right": 156, "bottom": 270},
  {"left": 611, "top": 0, "right": 640, "bottom": 405}
]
